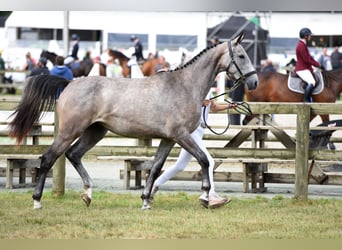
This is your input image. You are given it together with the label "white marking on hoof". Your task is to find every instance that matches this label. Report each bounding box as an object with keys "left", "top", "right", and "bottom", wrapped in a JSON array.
[
  {"left": 33, "top": 200, "right": 42, "bottom": 209},
  {"left": 141, "top": 199, "right": 151, "bottom": 210},
  {"left": 85, "top": 187, "right": 92, "bottom": 199}
]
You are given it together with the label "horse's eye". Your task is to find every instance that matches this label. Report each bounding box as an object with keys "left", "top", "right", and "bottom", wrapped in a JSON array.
[{"left": 238, "top": 55, "right": 245, "bottom": 59}]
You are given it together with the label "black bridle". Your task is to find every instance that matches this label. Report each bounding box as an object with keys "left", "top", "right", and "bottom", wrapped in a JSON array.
[
  {"left": 202, "top": 40, "right": 257, "bottom": 135},
  {"left": 225, "top": 40, "right": 257, "bottom": 92}
]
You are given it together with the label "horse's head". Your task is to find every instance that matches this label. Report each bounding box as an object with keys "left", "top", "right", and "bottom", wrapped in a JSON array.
[
  {"left": 223, "top": 33, "right": 258, "bottom": 91},
  {"left": 108, "top": 49, "right": 130, "bottom": 62},
  {"left": 40, "top": 50, "right": 57, "bottom": 65}
]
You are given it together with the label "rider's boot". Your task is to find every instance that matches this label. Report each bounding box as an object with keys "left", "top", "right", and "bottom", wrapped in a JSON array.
[{"left": 304, "top": 84, "right": 314, "bottom": 103}]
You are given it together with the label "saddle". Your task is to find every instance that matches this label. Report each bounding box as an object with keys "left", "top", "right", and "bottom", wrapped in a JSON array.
[{"left": 287, "top": 71, "right": 324, "bottom": 95}]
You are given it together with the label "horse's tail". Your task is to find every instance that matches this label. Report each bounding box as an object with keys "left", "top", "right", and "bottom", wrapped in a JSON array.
[{"left": 9, "top": 75, "right": 71, "bottom": 145}]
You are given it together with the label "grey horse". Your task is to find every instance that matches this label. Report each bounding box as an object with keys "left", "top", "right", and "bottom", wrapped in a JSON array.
[{"left": 9, "top": 33, "right": 258, "bottom": 209}]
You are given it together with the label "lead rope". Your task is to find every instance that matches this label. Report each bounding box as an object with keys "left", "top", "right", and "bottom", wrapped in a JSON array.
[
  {"left": 203, "top": 95, "right": 283, "bottom": 135},
  {"left": 202, "top": 98, "right": 253, "bottom": 135}
]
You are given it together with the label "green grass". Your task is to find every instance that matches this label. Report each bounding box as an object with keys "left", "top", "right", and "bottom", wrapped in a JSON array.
[{"left": 0, "top": 190, "right": 342, "bottom": 239}]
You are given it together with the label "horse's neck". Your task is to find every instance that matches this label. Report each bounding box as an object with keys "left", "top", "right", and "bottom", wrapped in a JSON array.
[
  {"left": 326, "top": 70, "right": 342, "bottom": 94},
  {"left": 181, "top": 45, "right": 225, "bottom": 99}
]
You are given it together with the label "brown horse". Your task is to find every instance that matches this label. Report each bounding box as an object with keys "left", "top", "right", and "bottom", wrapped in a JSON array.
[
  {"left": 107, "top": 49, "right": 159, "bottom": 77},
  {"left": 245, "top": 69, "right": 342, "bottom": 148},
  {"left": 41, "top": 50, "right": 106, "bottom": 77},
  {"left": 246, "top": 70, "right": 342, "bottom": 120}
]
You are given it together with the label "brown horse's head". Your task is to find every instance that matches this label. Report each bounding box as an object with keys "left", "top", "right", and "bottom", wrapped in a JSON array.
[{"left": 107, "top": 49, "right": 130, "bottom": 77}]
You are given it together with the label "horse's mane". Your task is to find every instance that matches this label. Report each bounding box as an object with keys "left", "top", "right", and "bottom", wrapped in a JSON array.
[
  {"left": 108, "top": 49, "right": 130, "bottom": 60},
  {"left": 171, "top": 42, "right": 224, "bottom": 72},
  {"left": 41, "top": 50, "right": 58, "bottom": 57}
]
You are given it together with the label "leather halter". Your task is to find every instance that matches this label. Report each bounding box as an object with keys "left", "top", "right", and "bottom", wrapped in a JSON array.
[{"left": 226, "top": 41, "right": 257, "bottom": 91}]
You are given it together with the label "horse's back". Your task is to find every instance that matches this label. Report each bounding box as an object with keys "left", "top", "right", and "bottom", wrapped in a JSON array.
[{"left": 246, "top": 71, "right": 293, "bottom": 102}]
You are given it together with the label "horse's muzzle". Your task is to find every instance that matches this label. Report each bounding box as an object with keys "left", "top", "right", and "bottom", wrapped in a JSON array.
[{"left": 246, "top": 74, "right": 259, "bottom": 90}]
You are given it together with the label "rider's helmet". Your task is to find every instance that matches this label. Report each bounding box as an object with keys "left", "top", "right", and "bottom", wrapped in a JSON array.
[
  {"left": 299, "top": 28, "right": 312, "bottom": 38},
  {"left": 130, "top": 35, "right": 137, "bottom": 42},
  {"left": 71, "top": 34, "right": 80, "bottom": 41}
]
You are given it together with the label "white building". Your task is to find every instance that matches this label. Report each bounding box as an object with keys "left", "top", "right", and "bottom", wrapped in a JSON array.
[
  {"left": 3, "top": 11, "right": 209, "bottom": 69},
  {"left": 3, "top": 11, "right": 342, "bottom": 70}
]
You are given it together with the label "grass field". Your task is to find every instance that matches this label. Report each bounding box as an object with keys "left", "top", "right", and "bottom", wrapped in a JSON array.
[{"left": 0, "top": 190, "right": 342, "bottom": 239}]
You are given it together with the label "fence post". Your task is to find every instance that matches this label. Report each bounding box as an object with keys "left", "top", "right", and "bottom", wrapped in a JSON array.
[
  {"left": 52, "top": 105, "right": 66, "bottom": 197},
  {"left": 294, "top": 103, "right": 311, "bottom": 200}
]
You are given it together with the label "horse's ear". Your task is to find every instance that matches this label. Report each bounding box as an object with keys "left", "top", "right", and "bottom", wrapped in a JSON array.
[{"left": 233, "top": 33, "right": 245, "bottom": 45}]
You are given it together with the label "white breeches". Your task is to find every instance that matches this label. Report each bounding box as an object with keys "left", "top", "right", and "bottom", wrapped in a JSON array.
[
  {"left": 154, "top": 126, "right": 216, "bottom": 195},
  {"left": 296, "top": 69, "right": 316, "bottom": 86}
]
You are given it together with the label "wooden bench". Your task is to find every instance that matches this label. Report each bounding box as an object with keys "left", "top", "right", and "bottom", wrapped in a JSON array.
[
  {"left": 123, "top": 158, "right": 294, "bottom": 193},
  {"left": 123, "top": 159, "right": 153, "bottom": 190},
  {"left": 5, "top": 155, "right": 52, "bottom": 189}
]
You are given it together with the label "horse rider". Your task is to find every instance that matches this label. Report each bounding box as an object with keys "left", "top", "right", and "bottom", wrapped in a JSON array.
[
  {"left": 64, "top": 34, "right": 80, "bottom": 65},
  {"left": 295, "top": 27, "right": 322, "bottom": 102},
  {"left": 130, "top": 35, "right": 144, "bottom": 63}
]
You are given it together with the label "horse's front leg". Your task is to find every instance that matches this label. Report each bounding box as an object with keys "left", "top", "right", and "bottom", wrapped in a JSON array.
[{"left": 141, "top": 139, "right": 175, "bottom": 210}]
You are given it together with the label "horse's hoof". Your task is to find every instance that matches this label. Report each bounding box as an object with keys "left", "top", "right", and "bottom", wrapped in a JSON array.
[
  {"left": 141, "top": 199, "right": 151, "bottom": 210},
  {"left": 141, "top": 204, "right": 151, "bottom": 210},
  {"left": 329, "top": 142, "right": 336, "bottom": 150},
  {"left": 33, "top": 200, "right": 42, "bottom": 209},
  {"left": 81, "top": 193, "right": 91, "bottom": 207}
]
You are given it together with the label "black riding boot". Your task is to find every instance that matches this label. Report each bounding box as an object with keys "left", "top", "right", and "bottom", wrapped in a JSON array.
[{"left": 304, "top": 84, "right": 314, "bottom": 102}]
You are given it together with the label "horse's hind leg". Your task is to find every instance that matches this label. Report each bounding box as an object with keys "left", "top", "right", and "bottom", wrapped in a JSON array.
[
  {"left": 141, "top": 138, "right": 175, "bottom": 210},
  {"left": 65, "top": 123, "right": 108, "bottom": 207},
  {"left": 33, "top": 137, "right": 75, "bottom": 209}
]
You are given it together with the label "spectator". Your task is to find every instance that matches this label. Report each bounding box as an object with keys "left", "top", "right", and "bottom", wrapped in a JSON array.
[
  {"left": 208, "top": 36, "right": 220, "bottom": 46},
  {"left": 0, "top": 50, "right": 5, "bottom": 71},
  {"left": 154, "top": 55, "right": 166, "bottom": 73},
  {"left": 0, "top": 50, "right": 5, "bottom": 83},
  {"left": 261, "top": 58, "right": 276, "bottom": 73},
  {"left": 29, "top": 57, "right": 50, "bottom": 76},
  {"left": 130, "top": 35, "right": 144, "bottom": 62},
  {"left": 330, "top": 45, "right": 342, "bottom": 70},
  {"left": 50, "top": 56, "right": 73, "bottom": 80},
  {"left": 317, "top": 47, "right": 332, "bottom": 70},
  {"left": 21, "top": 52, "right": 37, "bottom": 71}
]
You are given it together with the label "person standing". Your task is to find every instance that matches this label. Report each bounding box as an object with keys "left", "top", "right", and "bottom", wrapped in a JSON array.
[
  {"left": 21, "top": 52, "right": 37, "bottom": 71},
  {"left": 317, "top": 47, "right": 331, "bottom": 71},
  {"left": 29, "top": 57, "right": 50, "bottom": 76},
  {"left": 261, "top": 58, "right": 276, "bottom": 73},
  {"left": 150, "top": 91, "right": 237, "bottom": 209},
  {"left": 50, "top": 56, "right": 73, "bottom": 80},
  {"left": 130, "top": 35, "right": 144, "bottom": 62},
  {"left": 0, "top": 50, "right": 5, "bottom": 71},
  {"left": 295, "top": 27, "right": 321, "bottom": 102},
  {"left": 0, "top": 50, "right": 5, "bottom": 84},
  {"left": 330, "top": 45, "right": 342, "bottom": 70}
]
